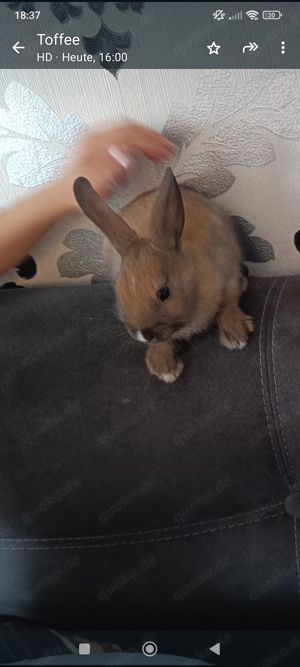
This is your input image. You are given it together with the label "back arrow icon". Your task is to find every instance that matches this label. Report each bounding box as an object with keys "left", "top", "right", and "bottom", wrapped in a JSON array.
[
  {"left": 13, "top": 42, "right": 25, "bottom": 54},
  {"left": 243, "top": 42, "right": 258, "bottom": 53}
]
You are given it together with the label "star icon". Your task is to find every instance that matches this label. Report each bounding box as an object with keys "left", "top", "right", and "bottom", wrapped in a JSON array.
[{"left": 207, "top": 41, "right": 221, "bottom": 55}]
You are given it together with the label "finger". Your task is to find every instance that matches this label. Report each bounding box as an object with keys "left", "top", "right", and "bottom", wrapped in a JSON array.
[
  {"left": 117, "top": 122, "right": 172, "bottom": 143},
  {"left": 128, "top": 131, "right": 175, "bottom": 156},
  {"left": 92, "top": 154, "right": 136, "bottom": 196},
  {"left": 112, "top": 123, "right": 175, "bottom": 153},
  {"left": 91, "top": 164, "right": 120, "bottom": 198},
  {"left": 124, "top": 137, "right": 174, "bottom": 161},
  {"left": 108, "top": 144, "right": 131, "bottom": 170},
  {"left": 104, "top": 145, "right": 136, "bottom": 182},
  {"left": 109, "top": 157, "right": 136, "bottom": 184}
]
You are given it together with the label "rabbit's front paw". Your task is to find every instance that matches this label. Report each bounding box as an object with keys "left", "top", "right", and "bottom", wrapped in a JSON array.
[
  {"left": 146, "top": 342, "right": 184, "bottom": 383},
  {"left": 218, "top": 306, "right": 254, "bottom": 350}
]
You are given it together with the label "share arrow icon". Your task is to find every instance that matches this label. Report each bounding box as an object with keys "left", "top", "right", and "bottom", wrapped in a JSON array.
[
  {"left": 242, "top": 42, "right": 258, "bottom": 53},
  {"left": 210, "top": 642, "right": 221, "bottom": 656}
]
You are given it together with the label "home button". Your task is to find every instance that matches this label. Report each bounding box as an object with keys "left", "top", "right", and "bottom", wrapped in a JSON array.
[{"left": 142, "top": 642, "right": 158, "bottom": 657}]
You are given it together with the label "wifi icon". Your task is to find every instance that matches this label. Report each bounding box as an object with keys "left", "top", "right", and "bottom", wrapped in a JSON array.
[{"left": 246, "top": 10, "right": 259, "bottom": 20}]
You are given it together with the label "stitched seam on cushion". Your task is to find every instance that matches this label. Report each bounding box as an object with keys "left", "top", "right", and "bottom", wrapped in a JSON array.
[
  {"left": 0, "top": 511, "right": 286, "bottom": 550},
  {"left": 271, "top": 277, "right": 297, "bottom": 489},
  {"left": 294, "top": 518, "right": 300, "bottom": 605},
  {"left": 0, "top": 502, "right": 285, "bottom": 542},
  {"left": 259, "top": 279, "right": 286, "bottom": 485}
]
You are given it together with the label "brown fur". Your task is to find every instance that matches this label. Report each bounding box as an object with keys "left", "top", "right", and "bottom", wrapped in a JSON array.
[{"left": 73, "top": 170, "right": 253, "bottom": 383}]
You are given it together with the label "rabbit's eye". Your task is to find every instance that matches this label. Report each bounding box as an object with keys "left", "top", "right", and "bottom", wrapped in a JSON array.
[{"left": 158, "top": 287, "right": 170, "bottom": 302}]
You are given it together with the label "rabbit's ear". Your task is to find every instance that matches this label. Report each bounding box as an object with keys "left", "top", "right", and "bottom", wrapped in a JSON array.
[
  {"left": 150, "top": 167, "right": 184, "bottom": 251},
  {"left": 73, "top": 177, "right": 138, "bottom": 257}
]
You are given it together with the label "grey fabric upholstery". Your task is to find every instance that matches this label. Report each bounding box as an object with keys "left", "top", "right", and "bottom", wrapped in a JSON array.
[{"left": 0, "top": 276, "right": 300, "bottom": 631}]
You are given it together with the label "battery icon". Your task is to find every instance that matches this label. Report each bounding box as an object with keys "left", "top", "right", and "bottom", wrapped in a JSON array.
[{"left": 262, "top": 10, "right": 282, "bottom": 20}]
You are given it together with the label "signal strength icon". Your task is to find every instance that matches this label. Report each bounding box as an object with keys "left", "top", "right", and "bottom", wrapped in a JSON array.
[{"left": 229, "top": 11, "right": 243, "bottom": 20}]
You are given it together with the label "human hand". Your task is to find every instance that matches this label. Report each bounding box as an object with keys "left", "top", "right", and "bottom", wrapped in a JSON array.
[
  {"left": 61, "top": 122, "right": 175, "bottom": 212},
  {"left": 0, "top": 123, "right": 175, "bottom": 275}
]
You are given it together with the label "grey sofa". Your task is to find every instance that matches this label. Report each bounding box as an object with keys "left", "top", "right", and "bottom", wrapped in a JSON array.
[{"left": 0, "top": 275, "right": 300, "bottom": 634}]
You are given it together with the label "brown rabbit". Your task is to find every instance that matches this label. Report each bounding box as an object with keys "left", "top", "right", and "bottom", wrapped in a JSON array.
[{"left": 73, "top": 168, "right": 253, "bottom": 383}]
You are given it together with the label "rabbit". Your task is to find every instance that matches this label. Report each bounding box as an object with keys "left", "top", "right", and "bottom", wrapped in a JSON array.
[{"left": 73, "top": 168, "right": 253, "bottom": 383}]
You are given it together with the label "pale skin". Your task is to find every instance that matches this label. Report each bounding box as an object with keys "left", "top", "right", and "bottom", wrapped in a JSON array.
[{"left": 0, "top": 122, "right": 175, "bottom": 277}]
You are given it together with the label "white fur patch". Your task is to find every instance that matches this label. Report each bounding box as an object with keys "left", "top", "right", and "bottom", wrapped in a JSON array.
[
  {"left": 136, "top": 331, "right": 147, "bottom": 343},
  {"left": 161, "top": 372, "right": 178, "bottom": 384},
  {"left": 171, "top": 316, "right": 212, "bottom": 342},
  {"left": 161, "top": 361, "right": 184, "bottom": 383}
]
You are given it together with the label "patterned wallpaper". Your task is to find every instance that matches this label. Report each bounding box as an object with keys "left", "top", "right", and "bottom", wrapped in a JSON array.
[{"left": 1, "top": 67, "right": 300, "bottom": 288}]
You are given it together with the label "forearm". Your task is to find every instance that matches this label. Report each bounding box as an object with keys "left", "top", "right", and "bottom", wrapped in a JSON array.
[
  {"left": 0, "top": 123, "right": 174, "bottom": 277},
  {"left": 0, "top": 177, "right": 75, "bottom": 277}
]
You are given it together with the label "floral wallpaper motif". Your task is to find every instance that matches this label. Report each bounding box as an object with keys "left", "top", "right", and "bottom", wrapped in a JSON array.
[
  {"left": 5, "top": 1, "right": 145, "bottom": 76},
  {"left": 156, "top": 69, "right": 300, "bottom": 187},
  {"left": 57, "top": 228, "right": 105, "bottom": 283},
  {"left": 2, "top": 68, "right": 300, "bottom": 288},
  {"left": 0, "top": 82, "right": 89, "bottom": 187},
  {"left": 230, "top": 217, "right": 274, "bottom": 264}
]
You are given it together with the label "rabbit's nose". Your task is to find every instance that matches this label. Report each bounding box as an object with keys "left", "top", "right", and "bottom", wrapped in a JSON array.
[{"left": 141, "top": 328, "right": 155, "bottom": 342}]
